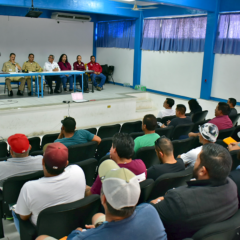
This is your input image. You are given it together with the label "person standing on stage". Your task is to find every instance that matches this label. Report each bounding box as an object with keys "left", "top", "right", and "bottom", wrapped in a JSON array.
[
  {"left": 22, "top": 53, "right": 42, "bottom": 96},
  {"left": 2, "top": 53, "right": 26, "bottom": 97},
  {"left": 73, "top": 55, "right": 89, "bottom": 93},
  {"left": 43, "top": 55, "right": 61, "bottom": 94},
  {"left": 87, "top": 55, "right": 106, "bottom": 91}
]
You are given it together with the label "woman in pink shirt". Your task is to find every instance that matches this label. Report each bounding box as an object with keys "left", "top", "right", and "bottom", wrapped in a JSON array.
[{"left": 58, "top": 54, "right": 73, "bottom": 92}]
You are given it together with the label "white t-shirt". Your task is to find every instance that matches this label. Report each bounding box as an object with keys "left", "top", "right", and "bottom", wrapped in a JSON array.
[
  {"left": 15, "top": 165, "right": 86, "bottom": 225},
  {"left": 180, "top": 146, "right": 202, "bottom": 167},
  {"left": 157, "top": 109, "right": 175, "bottom": 119},
  {"left": 43, "top": 61, "right": 60, "bottom": 72},
  {"left": 0, "top": 155, "right": 43, "bottom": 187}
]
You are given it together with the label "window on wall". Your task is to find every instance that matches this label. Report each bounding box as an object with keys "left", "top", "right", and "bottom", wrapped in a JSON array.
[
  {"left": 214, "top": 13, "right": 240, "bottom": 55},
  {"left": 141, "top": 16, "right": 207, "bottom": 52},
  {"left": 96, "top": 20, "right": 135, "bottom": 49}
]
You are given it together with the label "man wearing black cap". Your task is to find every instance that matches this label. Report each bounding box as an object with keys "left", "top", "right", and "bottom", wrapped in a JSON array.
[{"left": 54, "top": 117, "right": 101, "bottom": 147}]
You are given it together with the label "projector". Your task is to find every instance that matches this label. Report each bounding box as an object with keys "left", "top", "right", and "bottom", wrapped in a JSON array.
[{"left": 25, "top": 9, "right": 43, "bottom": 18}]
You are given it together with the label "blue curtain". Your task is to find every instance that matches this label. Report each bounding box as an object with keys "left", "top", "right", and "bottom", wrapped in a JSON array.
[
  {"left": 97, "top": 20, "right": 135, "bottom": 49},
  {"left": 141, "top": 17, "right": 207, "bottom": 52},
  {"left": 214, "top": 14, "right": 240, "bottom": 55}
]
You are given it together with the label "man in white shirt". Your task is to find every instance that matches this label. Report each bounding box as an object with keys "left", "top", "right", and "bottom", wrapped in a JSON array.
[
  {"left": 0, "top": 134, "right": 43, "bottom": 187},
  {"left": 43, "top": 55, "right": 61, "bottom": 94},
  {"left": 157, "top": 98, "right": 175, "bottom": 119},
  {"left": 13, "top": 142, "right": 86, "bottom": 232},
  {"left": 178, "top": 123, "right": 219, "bottom": 167}
]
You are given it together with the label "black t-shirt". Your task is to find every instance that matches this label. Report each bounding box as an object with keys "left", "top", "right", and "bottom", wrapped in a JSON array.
[
  {"left": 147, "top": 159, "right": 185, "bottom": 181},
  {"left": 229, "top": 108, "right": 238, "bottom": 117},
  {"left": 169, "top": 116, "right": 192, "bottom": 128}
]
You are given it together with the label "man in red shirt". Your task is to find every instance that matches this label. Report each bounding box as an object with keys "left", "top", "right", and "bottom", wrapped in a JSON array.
[{"left": 87, "top": 55, "right": 106, "bottom": 91}]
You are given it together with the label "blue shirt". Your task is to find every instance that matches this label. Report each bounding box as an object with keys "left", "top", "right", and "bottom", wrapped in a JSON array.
[
  {"left": 67, "top": 204, "right": 167, "bottom": 240},
  {"left": 54, "top": 130, "right": 94, "bottom": 147}
]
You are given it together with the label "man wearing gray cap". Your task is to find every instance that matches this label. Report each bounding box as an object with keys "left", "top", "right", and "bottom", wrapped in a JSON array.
[{"left": 37, "top": 160, "right": 167, "bottom": 240}]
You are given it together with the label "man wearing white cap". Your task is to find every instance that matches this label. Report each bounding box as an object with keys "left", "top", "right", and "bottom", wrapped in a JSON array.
[{"left": 37, "top": 160, "right": 167, "bottom": 240}]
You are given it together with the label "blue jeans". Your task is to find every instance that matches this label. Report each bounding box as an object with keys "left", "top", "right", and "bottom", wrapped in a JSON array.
[
  {"left": 61, "top": 75, "right": 73, "bottom": 90},
  {"left": 91, "top": 73, "right": 106, "bottom": 88},
  {"left": 12, "top": 210, "right": 20, "bottom": 233}
]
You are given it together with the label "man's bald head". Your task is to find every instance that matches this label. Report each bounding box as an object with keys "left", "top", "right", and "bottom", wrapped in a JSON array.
[{"left": 155, "top": 137, "right": 173, "bottom": 157}]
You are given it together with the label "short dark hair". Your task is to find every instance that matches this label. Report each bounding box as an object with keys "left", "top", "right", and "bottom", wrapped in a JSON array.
[
  {"left": 112, "top": 133, "right": 134, "bottom": 159},
  {"left": 176, "top": 104, "right": 186, "bottom": 115},
  {"left": 188, "top": 99, "right": 201, "bottom": 112},
  {"left": 59, "top": 54, "right": 68, "bottom": 63},
  {"left": 143, "top": 114, "right": 157, "bottom": 131},
  {"left": 49, "top": 54, "right": 54, "bottom": 59},
  {"left": 90, "top": 55, "right": 95, "bottom": 60},
  {"left": 166, "top": 98, "right": 175, "bottom": 108},
  {"left": 61, "top": 117, "right": 76, "bottom": 133},
  {"left": 76, "top": 55, "right": 81, "bottom": 59},
  {"left": 199, "top": 143, "right": 232, "bottom": 183},
  {"left": 28, "top": 53, "right": 34, "bottom": 57},
  {"left": 229, "top": 98, "right": 237, "bottom": 107},
  {"left": 218, "top": 102, "right": 230, "bottom": 115},
  {"left": 10, "top": 53, "right": 16, "bottom": 57},
  {"left": 155, "top": 137, "right": 173, "bottom": 157},
  {"left": 44, "top": 161, "right": 65, "bottom": 175},
  {"left": 106, "top": 200, "right": 135, "bottom": 218}
]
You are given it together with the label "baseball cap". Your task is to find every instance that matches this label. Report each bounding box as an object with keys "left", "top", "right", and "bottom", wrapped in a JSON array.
[
  {"left": 99, "top": 160, "right": 141, "bottom": 210},
  {"left": 199, "top": 123, "right": 219, "bottom": 142},
  {"left": 8, "top": 134, "right": 30, "bottom": 154},
  {"left": 61, "top": 117, "right": 76, "bottom": 132},
  {"left": 44, "top": 142, "right": 68, "bottom": 170}
]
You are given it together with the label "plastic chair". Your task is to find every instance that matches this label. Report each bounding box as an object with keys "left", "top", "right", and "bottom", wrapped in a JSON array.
[
  {"left": 192, "top": 120, "right": 209, "bottom": 132},
  {"left": 155, "top": 126, "right": 174, "bottom": 138},
  {"left": 84, "top": 128, "right": 97, "bottom": 135},
  {"left": 218, "top": 127, "right": 236, "bottom": 140},
  {"left": 72, "top": 158, "right": 98, "bottom": 186},
  {"left": 41, "top": 133, "right": 59, "bottom": 149},
  {"left": 120, "top": 121, "right": 142, "bottom": 134},
  {"left": 138, "top": 179, "right": 154, "bottom": 205},
  {"left": 30, "top": 150, "right": 43, "bottom": 156},
  {"left": 215, "top": 139, "right": 228, "bottom": 148},
  {"left": 171, "top": 123, "right": 194, "bottom": 140},
  {"left": 19, "top": 195, "right": 101, "bottom": 240},
  {"left": 97, "top": 124, "right": 121, "bottom": 139},
  {"left": 230, "top": 150, "right": 240, "bottom": 170},
  {"left": 135, "top": 146, "right": 159, "bottom": 169},
  {"left": 229, "top": 113, "right": 240, "bottom": 126},
  {"left": 95, "top": 137, "right": 112, "bottom": 161},
  {"left": 231, "top": 125, "right": 240, "bottom": 141},
  {"left": 68, "top": 141, "right": 98, "bottom": 163},
  {"left": 147, "top": 167, "right": 193, "bottom": 201},
  {"left": 172, "top": 137, "right": 196, "bottom": 158},
  {"left": 28, "top": 137, "right": 41, "bottom": 153},
  {"left": 130, "top": 132, "right": 144, "bottom": 140},
  {"left": 157, "top": 115, "right": 176, "bottom": 125},
  {"left": 191, "top": 110, "right": 208, "bottom": 123},
  {"left": 0, "top": 141, "right": 8, "bottom": 158}
]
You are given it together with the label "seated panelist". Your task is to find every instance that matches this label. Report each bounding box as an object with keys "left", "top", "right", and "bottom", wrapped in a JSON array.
[
  {"left": 22, "top": 53, "right": 43, "bottom": 96},
  {"left": 2, "top": 53, "right": 26, "bottom": 97}
]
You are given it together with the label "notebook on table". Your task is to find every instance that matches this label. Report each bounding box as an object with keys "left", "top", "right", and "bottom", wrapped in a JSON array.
[{"left": 71, "top": 92, "right": 88, "bottom": 103}]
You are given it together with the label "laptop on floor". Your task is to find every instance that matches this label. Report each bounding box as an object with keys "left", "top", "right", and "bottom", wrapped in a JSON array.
[{"left": 71, "top": 92, "right": 88, "bottom": 103}]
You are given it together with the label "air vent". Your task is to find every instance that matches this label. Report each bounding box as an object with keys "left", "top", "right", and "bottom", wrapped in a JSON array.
[{"left": 51, "top": 12, "right": 91, "bottom": 22}]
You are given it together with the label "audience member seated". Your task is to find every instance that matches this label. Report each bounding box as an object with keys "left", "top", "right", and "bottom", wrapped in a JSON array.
[
  {"left": 0, "top": 134, "right": 43, "bottom": 187},
  {"left": 157, "top": 98, "right": 175, "bottom": 119},
  {"left": 85, "top": 133, "right": 147, "bottom": 196},
  {"left": 43, "top": 55, "right": 61, "bottom": 94},
  {"left": 161, "top": 104, "right": 192, "bottom": 128},
  {"left": 73, "top": 55, "right": 89, "bottom": 93},
  {"left": 228, "top": 97, "right": 238, "bottom": 117},
  {"left": 134, "top": 114, "right": 160, "bottom": 153},
  {"left": 87, "top": 55, "right": 106, "bottom": 91},
  {"left": 151, "top": 143, "right": 238, "bottom": 240},
  {"left": 13, "top": 143, "right": 86, "bottom": 232},
  {"left": 2, "top": 53, "right": 26, "bottom": 96},
  {"left": 180, "top": 123, "right": 218, "bottom": 167},
  {"left": 54, "top": 117, "right": 101, "bottom": 147},
  {"left": 188, "top": 99, "right": 202, "bottom": 115},
  {"left": 58, "top": 54, "right": 73, "bottom": 92},
  {"left": 37, "top": 161, "right": 167, "bottom": 240},
  {"left": 147, "top": 137, "right": 185, "bottom": 180}
]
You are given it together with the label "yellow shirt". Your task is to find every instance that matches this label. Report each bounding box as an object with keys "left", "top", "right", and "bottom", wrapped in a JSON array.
[
  {"left": 22, "top": 61, "right": 41, "bottom": 72},
  {"left": 2, "top": 61, "right": 21, "bottom": 73}
]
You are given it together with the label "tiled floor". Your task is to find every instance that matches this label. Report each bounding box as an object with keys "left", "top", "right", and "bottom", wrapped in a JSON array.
[{"left": 1, "top": 220, "right": 20, "bottom": 240}]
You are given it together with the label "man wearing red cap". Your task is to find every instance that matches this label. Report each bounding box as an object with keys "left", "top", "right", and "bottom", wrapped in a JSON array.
[
  {"left": 0, "top": 134, "right": 43, "bottom": 187},
  {"left": 13, "top": 142, "right": 86, "bottom": 233}
]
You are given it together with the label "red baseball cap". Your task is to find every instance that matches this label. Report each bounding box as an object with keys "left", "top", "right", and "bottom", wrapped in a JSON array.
[
  {"left": 44, "top": 142, "right": 68, "bottom": 170},
  {"left": 8, "top": 134, "right": 30, "bottom": 154}
]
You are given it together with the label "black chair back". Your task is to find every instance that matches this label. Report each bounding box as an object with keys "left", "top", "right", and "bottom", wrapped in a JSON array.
[
  {"left": 157, "top": 115, "right": 176, "bottom": 125},
  {"left": 192, "top": 110, "right": 208, "bottom": 123},
  {"left": 229, "top": 113, "right": 240, "bottom": 127},
  {"left": 218, "top": 127, "right": 236, "bottom": 140},
  {"left": 41, "top": 133, "right": 59, "bottom": 149},
  {"left": 120, "top": 121, "right": 142, "bottom": 134},
  {"left": 138, "top": 179, "right": 154, "bottom": 205},
  {"left": 135, "top": 146, "right": 159, "bottom": 169},
  {"left": 215, "top": 139, "right": 228, "bottom": 148},
  {"left": 171, "top": 123, "right": 194, "bottom": 140},
  {"left": 192, "top": 120, "right": 209, "bottom": 132},
  {"left": 230, "top": 150, "right": 240, "bottom": 171},
  {"left": 155, "top": 126, "right": 174, "bottom": 138},
  {"left": 30, "top": 150, "right": 43, "bottom": 156},
  {"left": 95, "top": 137, "right": 112, "bottom": 161},
  {"left": 72, "top": 159, "right": 98, "bottom": 186},
  {"left": 84, "top": 128, "right": 97, "bottom": 135},
  {"left": 68, "top": 142, "right": 98, "bottom": 164},
  {"left": 0, "top": 141, "right": 8, "bottom": 158},
  {"left": 231, "top": 125, "right": 240, "bottom": 141},
  {"left": 172, "top": 137, "right": 196, "bottom": 158},
  {"left": 28, "top": 137, "right": 41, "bottom": 153},
  {"left": 147, "top": 167, "right": 193, "bottom": 201},
  {"left": 97, "top": 124, "right": 121, "bottom": 139},
  {"left": 130, "top": 132, "right": 144, "bottom": 140},
  {"left": 190, "top": 209, "right": 240, "bottom": 240}
]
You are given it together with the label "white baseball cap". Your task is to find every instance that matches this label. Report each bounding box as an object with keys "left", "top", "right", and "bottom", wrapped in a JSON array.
[{"left": 199, "top": 123, "right": 219, "bottom": 142}]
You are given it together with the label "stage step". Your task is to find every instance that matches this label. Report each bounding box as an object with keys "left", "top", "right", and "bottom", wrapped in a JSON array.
[{"left": 136, "top": 99, "right": 153, "bottom": 110}]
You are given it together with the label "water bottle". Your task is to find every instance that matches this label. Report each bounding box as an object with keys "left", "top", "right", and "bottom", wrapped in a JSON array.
[
  {"left": 86, "top": 65, "right": 88, "bottom": 71},
  {"left": 15, "top": 65, "right": 18, "bottom": 73}
]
